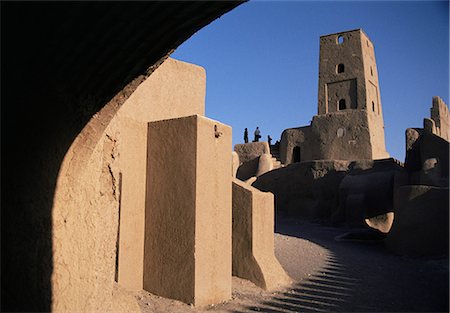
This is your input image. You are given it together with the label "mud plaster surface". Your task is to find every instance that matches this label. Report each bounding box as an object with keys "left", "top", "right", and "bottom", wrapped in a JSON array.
[{"left": 134, "top": 218, "right": 448, "bottom": 313}]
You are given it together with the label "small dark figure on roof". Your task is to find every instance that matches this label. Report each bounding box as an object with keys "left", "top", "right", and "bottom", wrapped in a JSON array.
[
  {"left": 244, "top": 128, "right": 249, "bottom": 143},
  {"left": 254, "top": 127, "right": 261, "bottom": 142},
  {"left": 268, "top": 135, "right": 272, "bottom": 146}
]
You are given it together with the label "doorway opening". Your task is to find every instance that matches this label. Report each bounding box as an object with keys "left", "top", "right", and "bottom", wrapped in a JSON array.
[{"left": 293, "top": 146, "right": 301, "bottom": 163}]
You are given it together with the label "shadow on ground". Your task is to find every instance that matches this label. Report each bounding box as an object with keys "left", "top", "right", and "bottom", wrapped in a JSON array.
[
  {"left": 245, "top": 256, "right": 360, "bottom": 313},
  {"left": 233, "top": 218, "right": 449, "bottom": 313}
]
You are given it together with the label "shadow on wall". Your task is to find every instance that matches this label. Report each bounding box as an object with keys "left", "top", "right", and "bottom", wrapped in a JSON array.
[
  {"left": 237, "top": 158, "right": 260, "bottom": 181},
  {"left": 252, "top": 159, "right": 404, "bottom": 226},
  {"left": 252, "top": 161, "right": 347, "bottom": 222},
  {"left": 2, "top": 2, "right": 241, "bottom": 311}
]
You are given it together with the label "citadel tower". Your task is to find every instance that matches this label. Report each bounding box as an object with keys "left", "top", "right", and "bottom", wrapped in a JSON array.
[
  {"left": 280, "top": 29, "right": 389, "bottom": 164},
  {"left": 318, "top": 29, "right": 381, "bottom": 115},
  {"left": 317, "top": 29, "right": 389, "bottom": 159}
]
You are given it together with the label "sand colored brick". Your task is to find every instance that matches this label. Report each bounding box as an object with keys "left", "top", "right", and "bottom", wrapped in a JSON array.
[
  {"left": 145, "top": 115, "right": 232, "bottom": 306},
  {"left": 234, "top": 142, "right": 273, "bottom": 180},
  {"left": 114, "top": 57, "right": 206, "bottom": 290},
  {"left": 256, "top": 153, "right": 274, "bottom": 177},
  {"left": 234, "top": 142, "right": 270, "bottom": 163},
  {"left": 252, "top": 158, "right": 404, "bottom": 225},
  {"left": 405, "top": 128, "right": 449, "bottom": 187},
  {"left": 232, "top": 151, "right": 240, "bottom": 178},
  {"left": 232, "top": 178, "right": 291, "bottom": 290},
  {"left": 429, "top": 96, "right": 450, "bottom": 141},
  {"left": 386, "top": 185, "right": 449, "bottom": 256},
  {"left": 384, "top": 98, "right": 450, "bottom": 256},
  {"left": 50, "top": 57, "right": 206, "bottom": 312}
]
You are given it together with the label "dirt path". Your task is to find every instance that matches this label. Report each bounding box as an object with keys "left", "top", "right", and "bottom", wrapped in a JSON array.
[{"left": 136, "top": 218, "right": 449, "bottom": 312}]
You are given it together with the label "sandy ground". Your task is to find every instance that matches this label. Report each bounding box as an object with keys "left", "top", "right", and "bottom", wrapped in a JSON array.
[{"left": 134, "top": 218, "right": 449, "bottom": 312}]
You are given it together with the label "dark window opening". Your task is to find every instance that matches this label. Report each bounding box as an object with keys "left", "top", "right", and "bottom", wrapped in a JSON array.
[
  {"left": 338, "top": 99, "right": 346, "bottom": 110},
  {"left": 372, "top": 101, "right": 375, "bottom": 112},
  {"left": 370, "top": 66, "right": 373, "bottom": 76},
  {"left": 337, "top": 35, "right": 344, "bottom": 44},
  {"left": 337, "top": 63, "right": 345, "bottom": 73},
  {"left": 293, "top": 146, "right": 301, "bottom": 163}
]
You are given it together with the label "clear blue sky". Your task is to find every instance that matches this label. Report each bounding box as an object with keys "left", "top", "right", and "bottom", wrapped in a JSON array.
[{"left": 172, "top": 1, "right": 449, "bottom": 161}]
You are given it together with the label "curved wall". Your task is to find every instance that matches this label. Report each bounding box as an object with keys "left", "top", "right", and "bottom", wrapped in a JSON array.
[{"left": 2, "top": 2, "right": 242, "bottom": 311}]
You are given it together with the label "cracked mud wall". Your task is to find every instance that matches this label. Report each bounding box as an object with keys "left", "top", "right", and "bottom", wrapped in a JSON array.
[
  {"left": 51, "top": 92, "right": 141, "bottom": 313},
  {"left": 3, "top": 3, "right": 243, "bottom": 311},
  {"left": 51, "top": 58, "right": 206, "bottom": 312}
]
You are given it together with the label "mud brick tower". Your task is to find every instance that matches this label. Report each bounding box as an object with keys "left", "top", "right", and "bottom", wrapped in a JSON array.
[
  {"left": 315, "top": 29, "right": 389, "bottom": 160},
  {"left": 280, "top": 29, "right": 389, "bottom": 164}
]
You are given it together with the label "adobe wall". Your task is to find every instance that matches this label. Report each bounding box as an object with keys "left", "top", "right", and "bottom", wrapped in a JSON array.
[
  {"left": 384, "top": 98, "right": 450, "bottom": 257},
  {"left": 234, "top": 142, "right": 270, "bottom": 163},
  {"left": 310, "top": 111, "right": 374, "bottom": 160},
  {"left": 386, "top": 185, "right": 449, "bottom": 256},
  {"left": 51, "top": 109, "right": 133, "bottom": 312},
  {"left": 280, "top": 112, "right": 390, "bottom": 165},
  {"left": 405, "top": 128, "right": 449, "bottom": 187},
  {"left": 280, "top": 111, "right": 388, "bottom": 164},
  {"left": 279, "top": 126, "right": 313, "bottom": 164},
  {"left": 405, "top": 98, "right": 449, "bottom": 187},
  {"left": 280, "top": 29, "right": 388, "bottom": 165},
  {"left": 113, "top": 58, "right": 205, "bottom": 291},
  {"left": 338, "top": 170, "right": 397, "bottom": 227},
  {"left": 145, "top": 115, "right": 232, "bottom": 306},
  {"left": 360, "top": 31, "right": 389, "bottom": 159},
  {"left": 318, "top": 30, "right": 367, "bottom": 114},
  {"left": 253, "top": 158, "right": 404, "bottom": 224},
  {"left": 194, "top": 117, "right": 232, "bottom": 306},
  {"left": 367, "top": 111, "right": 390, "bottom": 159},
  {"left": 430, "top": 96, "right": 450, "bottom": 141},
  {"left": 253, "top": 160, "right": 350, "bottom": 220},
  {"left": 234, "top": 142, "right": 271, "bottom": 180},
  {"left": 232, "top": 178, "right": 291, "bottom": 290},
  {"left": 3, "top": 3, "right": 242, "bottom": 311},
  {"left": 51, "top": 58, "right": 206, "bottom": 311},
  {"left": 361, "top": 30, "right": 381, "bottom": 113}
]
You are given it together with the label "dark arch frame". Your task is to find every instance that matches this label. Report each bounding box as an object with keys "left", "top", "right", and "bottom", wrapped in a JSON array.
[
  {"left": 292, "top": 146, "right": 301, "bottom": 163},
  {"left": 2, "top": 2, "right": 243, "bottom": 311}
]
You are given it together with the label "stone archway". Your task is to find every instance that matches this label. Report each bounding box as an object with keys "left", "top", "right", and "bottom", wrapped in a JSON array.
[{"left": 2, "top": 2, "right": 243, "bottom": 311}]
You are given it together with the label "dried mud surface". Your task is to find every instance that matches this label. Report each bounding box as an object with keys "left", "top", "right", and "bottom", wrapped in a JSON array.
[{"left": 134, "top": 218, "right": 449, "bottom": 312}]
